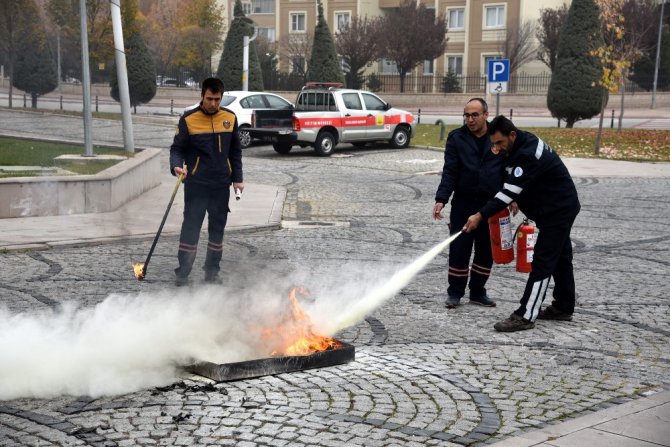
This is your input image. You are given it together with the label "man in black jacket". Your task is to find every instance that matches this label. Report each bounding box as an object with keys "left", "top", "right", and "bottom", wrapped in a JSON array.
[
  {"left": 170, "top": 77, "right": 243, "bottom": 286},
  {"left": 463, "top": 116, "right": 580, "bottom": 332},
  {"left": 433, "top": 98, "right": 503, "bottom": 308}
]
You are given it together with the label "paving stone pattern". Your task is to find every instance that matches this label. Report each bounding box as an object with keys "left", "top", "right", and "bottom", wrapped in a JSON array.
[{"left": 1, "top": 124, "right": 669, "bottom": 446}]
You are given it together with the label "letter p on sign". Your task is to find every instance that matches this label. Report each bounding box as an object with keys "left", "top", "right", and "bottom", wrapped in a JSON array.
[{"left": 487, "top": 59, "right": 510, "bottom": 83}]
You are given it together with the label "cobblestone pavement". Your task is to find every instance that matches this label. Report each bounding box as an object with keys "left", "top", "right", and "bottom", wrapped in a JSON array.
[{"left": 1, "top": 140, "right": 669, "bottom": 446}]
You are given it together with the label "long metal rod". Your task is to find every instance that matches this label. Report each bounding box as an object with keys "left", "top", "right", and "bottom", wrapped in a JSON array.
[{"left": 141, "top": 173, "right": 184, "bottom": 278}]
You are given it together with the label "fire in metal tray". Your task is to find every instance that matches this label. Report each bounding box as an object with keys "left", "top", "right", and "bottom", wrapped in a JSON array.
[{"left": 187, "top": 286, "right": 355, "bottom": 382}]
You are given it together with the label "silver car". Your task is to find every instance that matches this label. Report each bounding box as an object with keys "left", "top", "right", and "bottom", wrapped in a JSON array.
[{"left": 220, "top": 91, "right": 293, "bottom": 148}]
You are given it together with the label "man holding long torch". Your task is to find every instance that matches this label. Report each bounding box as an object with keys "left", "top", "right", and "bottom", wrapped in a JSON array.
[{"left": 170, "top": 77, "right": 244, "bottom": 287}]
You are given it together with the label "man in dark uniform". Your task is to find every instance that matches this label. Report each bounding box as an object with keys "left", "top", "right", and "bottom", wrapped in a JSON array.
[
  {"left": 463, "top": 116, "right": 580, "bottom": 331},
  {"left": 170, "top": 77, "right": 243, "bottom": 286},
  {"left": 433, "top": 98, "right": 503, "bottom": 308}
]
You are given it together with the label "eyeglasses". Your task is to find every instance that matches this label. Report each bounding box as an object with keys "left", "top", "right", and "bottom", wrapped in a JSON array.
[{"left": 463, "top": 112, "right": 482, "bottom": 119}]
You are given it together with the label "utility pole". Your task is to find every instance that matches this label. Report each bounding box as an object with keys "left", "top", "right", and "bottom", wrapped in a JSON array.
[
  {"left": 110, "top": 0, "right": 135, "bottom": 153},
  {"left": 57, "top": 30, "right": 61, "bottom": 91},
  {"left": 79, "top": 0, "right": 93, "bottom": 156},
  {"left": 652, "top": 0, "right": 666, "bottom": 109},
  {"left": 242, "top": 26, "right": 258, "bottom": 91}
]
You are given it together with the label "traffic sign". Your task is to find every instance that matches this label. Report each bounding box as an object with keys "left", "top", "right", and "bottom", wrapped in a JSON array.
[
  {"left": 488, "top": 59, "right": 510, "bottom": 83},
  {"left": 488, "top": 82, "right": 508, "bottom": 94}
]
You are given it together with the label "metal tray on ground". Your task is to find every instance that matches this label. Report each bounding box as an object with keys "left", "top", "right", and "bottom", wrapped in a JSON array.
[{"left": 186, "top": 341, "right": 355, "bottom": 382}]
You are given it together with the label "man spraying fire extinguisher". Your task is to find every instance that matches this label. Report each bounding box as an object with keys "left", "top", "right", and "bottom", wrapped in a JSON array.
[{"left": 462, "top": 116, "right": 580, "bottom": 332}]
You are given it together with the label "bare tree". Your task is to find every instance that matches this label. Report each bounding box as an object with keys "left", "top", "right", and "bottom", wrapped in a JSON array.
[
  {"left": 536, "top": 4, "right": 569, "bottom": 71},
  {"left": 619, "top": 0, "right": 658, "bottom": 55},
  {"left": 144, "top": 0, "right": 181, "bottom": 75},
  {"left": 335, "top": 15, "right": 382, "bottom": 89},
  {"left": 499, "top": 19, "right": 538, "bottom": 74},
  {"left": 592, "top": 0, "right": 657, "bottom": 142},
  {"left": 378, "top": 0, "right": 447, "bottom": 92},
  {"left": 278, "top": 32, "right": 312, "bottom": 82},
  {"left": 255, "top": 36, "right": 279, "bottom": 88}
]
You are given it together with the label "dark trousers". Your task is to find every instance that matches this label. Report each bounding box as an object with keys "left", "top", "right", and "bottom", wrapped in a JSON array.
[
  {"left": 175, "top": 182, "right": 230, "bottom": 279},
  {"left": 515, "top": 210, "right": 579, "bottom": 322},
  {"left": 447, "top": 196, "right": 494, "bottom": 299}
]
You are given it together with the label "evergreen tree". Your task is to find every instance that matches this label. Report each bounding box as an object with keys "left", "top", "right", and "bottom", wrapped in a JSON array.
[
  {"left": 307, "top": 0, "right": 345, "bottom": 84},
  {"left": 12, "top": 0, "right": 57, "bottom": 109},
  {"left": 547, "top": 0, "right": 604, "bottom": 127},
  {"left": 217, "top": 0, "right": 263, "bottom": 91},
  {"left": 110, "top": 32, "right": 157, "bottom": 112}
]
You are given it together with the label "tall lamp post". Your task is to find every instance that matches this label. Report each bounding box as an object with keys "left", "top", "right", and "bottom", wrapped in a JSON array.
[
  {"left": 652, "top": 0, "right": 666, "bottom": 109},
  {"left": 79, "top": 0, "right": 93, "bottom": 156},
  {"left": 242, "top": 25, "right": 258, "bottom": 91}
]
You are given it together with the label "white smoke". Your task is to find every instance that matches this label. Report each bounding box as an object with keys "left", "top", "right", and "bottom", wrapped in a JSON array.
[
  {"left": 0, "top": 233, "right": 460, "bottom": 400},
  {"left": 0, "top": 286, "right": 291, "bottom": 400}
]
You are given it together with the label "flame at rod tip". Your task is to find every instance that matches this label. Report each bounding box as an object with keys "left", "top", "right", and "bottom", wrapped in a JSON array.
[{"left": 132, "top": 263, "right": 145, "bottom": 280}]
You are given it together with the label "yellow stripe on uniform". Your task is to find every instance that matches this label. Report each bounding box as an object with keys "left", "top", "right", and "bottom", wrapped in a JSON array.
[{"left": 184, "top": 110, "right": 236, "bottom": 135}]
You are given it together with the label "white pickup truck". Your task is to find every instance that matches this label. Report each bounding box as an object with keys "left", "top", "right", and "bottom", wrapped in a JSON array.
[{"left": 248, "top": 83, "right": 416, "bottom": 156}]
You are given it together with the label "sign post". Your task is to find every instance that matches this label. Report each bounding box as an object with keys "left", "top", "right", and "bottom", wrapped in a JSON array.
[{"left": 487, "top": 59, "right": 510, "bottom": 117}]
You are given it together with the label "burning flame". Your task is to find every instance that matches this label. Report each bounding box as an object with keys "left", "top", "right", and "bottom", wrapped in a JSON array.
[
  {"left": 132, "top": 263, "right": 145, "bottom": 280},
  {"left": 266, "top": 286, "right": 342, "bottom": 356}
]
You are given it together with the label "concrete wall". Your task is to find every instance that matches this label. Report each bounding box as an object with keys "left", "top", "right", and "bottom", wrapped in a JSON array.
[{"left": 0, "top": 148, "right": 161, "bottom": 218}]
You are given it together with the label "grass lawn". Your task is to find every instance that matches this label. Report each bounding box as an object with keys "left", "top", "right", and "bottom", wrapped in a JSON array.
[
  {"left": 411, "top": 124, "right": 670, "bottom": 162},
  {"left": 0, "top": 136, "right": 131, "bottom": 178}
]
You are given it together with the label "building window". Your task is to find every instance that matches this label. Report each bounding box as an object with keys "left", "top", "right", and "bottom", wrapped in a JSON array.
[
  {"left": 381, "top": 59, "right": 398, "bottom": 74},
  {"left": 485, "top": 5, "right": 505, "bottom": 28},
  {"left": 290, "top": 12, "right": 306, "bottom": 32},
  {"left": 447, "top": 56, "right": 463, "bottom": 75},
  {"left": 340, "top": 56, "right": 350, "bottom": 74},
  {"left": 424, "top": 59, "right": 434, "bottom": 75},
  {"left": 251, "top": 0, "right": 274, "bottom": 14},
  {"left": 242, "top": 1, "right": 251, "bottom": 15},
  {"left": 448, "top": 8, "right": 464, "bottom": 30},
  {"left": 290, "top": 56, "right": 305, "bottom": 74},
  {"left": 258, "top": 27, "right": 276, "bottom": 42},
  {"left": 335, "top": 12, "right": 350, "bottom": 33}
]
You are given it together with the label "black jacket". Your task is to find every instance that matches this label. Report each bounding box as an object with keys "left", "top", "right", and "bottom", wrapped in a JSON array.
[
  {"left": 435, "top": 124, "right": 503, "bottom": 204},
  {"left": 169, "top": 105, "right": 243, "bottom": 187},
  {"left": 479, "top": 130, "right": 580, "bottom": 224}
]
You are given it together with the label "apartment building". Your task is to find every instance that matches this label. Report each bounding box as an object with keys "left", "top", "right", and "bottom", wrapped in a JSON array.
[{"left": 220, "top": 0, "right": 569, "bottom": 78}]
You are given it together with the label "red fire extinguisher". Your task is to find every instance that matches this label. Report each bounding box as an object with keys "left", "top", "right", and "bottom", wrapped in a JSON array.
[
  {"left": 488, "top": 208, "right": 514, "bottom": 264},
  {"left": 515, "top": 219, "right": 536, "bottom": 273}
]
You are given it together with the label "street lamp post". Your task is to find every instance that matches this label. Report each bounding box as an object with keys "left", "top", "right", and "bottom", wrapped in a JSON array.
[
  {"left": 242, "top": 26, "right": 258, "bottom": 91},
  {"left": 79, "top": 0, "right": 93, "bottom": 156},
  {"left": 652, "top": 0, "right": 666, "bottom": 109}
]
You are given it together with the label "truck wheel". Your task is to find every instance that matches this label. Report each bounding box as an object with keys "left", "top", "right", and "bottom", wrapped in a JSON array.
[
  {"left": 390, "top": 126, "right": 410, "bottom": 149},
  {"left": 273, "top": 142, "right": 293, "bottom": 154},
  {"left": 314, "top": 131, "right": 336, "bottom": 156},
  {"left": 238, "top": 125, "right": 252, "bottom": 149}
]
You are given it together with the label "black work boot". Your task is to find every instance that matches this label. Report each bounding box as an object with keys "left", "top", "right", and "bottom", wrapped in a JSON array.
[
  {"left": 494, "top": 313, "right": 535, "bottom": 332},
  {"left": 174, "top": 275, "right": 190, "bottom": 287},
  {"left": 203, "top": 249, "right": 222, "bottom": 284},
  {"left": 175, "top": 249, "right": 196, "bottom": 287},
  {"left": 445, "top": 295, "right": 461, "bottom": 308},
  {"left": 204, "top": 270, "right": 222, "bottom": 284},
  {"left": 469, "top": 294, "right": 496, "bottom": 307},
  {"left": 538, "top": 304, "right": 573, "bottom": 321}
]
